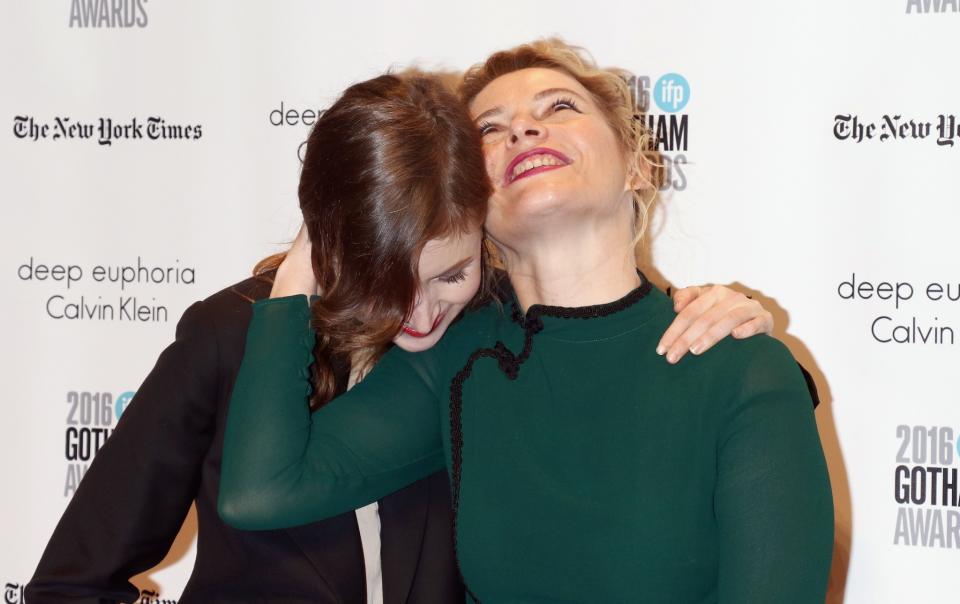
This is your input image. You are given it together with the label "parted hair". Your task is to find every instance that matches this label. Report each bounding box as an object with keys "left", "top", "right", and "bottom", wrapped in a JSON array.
[{"left": 254, "top": 73, "right": 491, "bottom": 409}]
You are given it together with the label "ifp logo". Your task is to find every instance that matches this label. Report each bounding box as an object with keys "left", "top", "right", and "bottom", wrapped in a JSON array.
[
  {"left": 63, "top": 389, "right": 135, "bottom": 497},
  {"left": 115, "top": 391, "right": 136, "bottom": 419},
  {"left": 654, "top": 73, "right": 690, "bottom": 113}
]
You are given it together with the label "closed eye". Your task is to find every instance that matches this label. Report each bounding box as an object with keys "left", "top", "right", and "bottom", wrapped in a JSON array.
[
  {"left": 478, "top": 121, "right": 498, "bottom": 137},
  {"left": 440, "top": 270, "right": 468, "bottom": 284},
  {"left": 551, "top": 97, "right": 580, "bottom": 112}
]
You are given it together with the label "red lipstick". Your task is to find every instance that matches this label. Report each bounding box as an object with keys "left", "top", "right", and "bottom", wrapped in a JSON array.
[
  {"left": 503, "top": 147, "right": 571, "bottom": 186},
  {"left": 402, "top": 312, "right": 446, "bottom": 338}
]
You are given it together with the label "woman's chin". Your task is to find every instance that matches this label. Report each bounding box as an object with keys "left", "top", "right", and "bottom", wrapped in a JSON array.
[
  {"left": 488, "top": 186, "right": 584, "bottom": 237},
  {"left": 393, "top": 330, "right": 444, "bottom": 353},
  {"left": 496, "top": 183, "right": 566, "bottom": 215}
]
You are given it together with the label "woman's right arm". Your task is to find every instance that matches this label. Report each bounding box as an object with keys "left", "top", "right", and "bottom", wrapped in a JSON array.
[
  {"left": 218, "top": 295, "right": 447, "bottom": 531},
  {"left": 26, "top": 301, "right": 220, "bottom": 604}
]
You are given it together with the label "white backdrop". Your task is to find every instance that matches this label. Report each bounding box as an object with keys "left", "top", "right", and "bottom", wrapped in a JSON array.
[{"left": 2, "top": 1, "right": 958, "bottom": 602}]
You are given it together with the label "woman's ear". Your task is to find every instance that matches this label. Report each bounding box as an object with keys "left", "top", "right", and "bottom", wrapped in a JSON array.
[{"left": 624, "top": 150, "right": 658, "bottom": 192}]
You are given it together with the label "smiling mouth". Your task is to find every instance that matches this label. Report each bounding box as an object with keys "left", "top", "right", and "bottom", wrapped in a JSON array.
[
  {"left": 401, "top": 312, "right": 446, "bottom": 338},
  {"left": 504, "top": 148, "right": 571, "bottom": 186}
]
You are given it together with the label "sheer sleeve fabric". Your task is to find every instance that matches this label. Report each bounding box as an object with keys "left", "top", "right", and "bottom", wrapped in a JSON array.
[
  {"left": 218, "top": 295, "right": 446, "bottom": 530},
  {"left": 715, "top": 338, "right": 834, "bottom": 603}
]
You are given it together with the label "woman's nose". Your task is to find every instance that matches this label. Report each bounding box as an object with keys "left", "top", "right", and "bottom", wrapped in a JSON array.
[
  {"left": 508, "top": 116, "right": 545, "bottom": 145},
  {"left": 406, "top": 295, "right": 438, "bottom": 332}
]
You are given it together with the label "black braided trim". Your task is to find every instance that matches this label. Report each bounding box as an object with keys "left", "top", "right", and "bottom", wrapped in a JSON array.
[
  {"left": 450, "top": 349, "right": 490, "bottom": 602},
  {"left": 510, "top": 270, "right": 653, "bottom": 324},
  {"left": 448, "top": 272, "right": 650, "bottom": 601},
  {"left": 448, "top": 313, "right": 545, "bottom": 602}
]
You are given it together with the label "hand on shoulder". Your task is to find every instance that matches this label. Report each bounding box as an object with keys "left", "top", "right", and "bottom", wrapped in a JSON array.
[{"left": 657, "top": 284, "right": 774, "bottom": 364}]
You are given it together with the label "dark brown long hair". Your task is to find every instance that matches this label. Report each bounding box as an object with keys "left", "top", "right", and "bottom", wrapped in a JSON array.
[{"left": 255, "top": 73, "right": 491, "bottom": 409}]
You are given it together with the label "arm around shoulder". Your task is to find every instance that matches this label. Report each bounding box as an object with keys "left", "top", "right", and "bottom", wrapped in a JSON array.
[{"left": 218, "top": 295, "right": 447, "bottom": 530}]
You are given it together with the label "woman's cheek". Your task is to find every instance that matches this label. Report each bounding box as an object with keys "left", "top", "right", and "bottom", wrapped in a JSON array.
[
  {"left": 461, "top": 269, "right": 483, "bottom": 302},
  {"left": 484, "top": 153, "right": 500, "bottom": 186}
]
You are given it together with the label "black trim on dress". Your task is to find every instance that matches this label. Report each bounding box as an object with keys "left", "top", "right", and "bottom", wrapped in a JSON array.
[{"left": 447, "top": 271, "right": 653, "bottom": 601}]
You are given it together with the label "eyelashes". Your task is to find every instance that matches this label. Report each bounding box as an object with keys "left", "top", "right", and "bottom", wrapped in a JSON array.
[
  {"left": 477, "top": 97, "right": 580, "bottom": 137},
  {"left": 440, "top": 269, "right": 468, "bottom": 284},
  {"left": 551, "top": 97, "right": 579, "bottom": 112}
]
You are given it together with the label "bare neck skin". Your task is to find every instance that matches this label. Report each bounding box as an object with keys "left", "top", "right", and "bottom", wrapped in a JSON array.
[
  {"left": 493, "top": 198, "right": 640, "bottom": 313},
  {"left": 348, "top": 348, "right": 376, "bottom": 389}
]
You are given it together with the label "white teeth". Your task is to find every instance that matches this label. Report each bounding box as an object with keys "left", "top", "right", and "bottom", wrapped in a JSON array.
[{"left": 511, "top": 154, "right": 565, "bottom": 180}]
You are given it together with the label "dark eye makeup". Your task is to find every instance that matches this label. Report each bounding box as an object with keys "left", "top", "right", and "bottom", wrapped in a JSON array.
[
  {"left": 477, "top": 95, "right": 580, "bottom": 137},
  {"left": 440, "top": 269, "right": 468, "bottom": 284}
]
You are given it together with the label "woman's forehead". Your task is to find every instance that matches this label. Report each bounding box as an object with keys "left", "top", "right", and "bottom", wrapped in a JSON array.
[
  {"left": 470, "top": 68, "right": 589, "bottom": 116},
  {"left": 418, "top": 230, "right": 482, "bottom": 272}
]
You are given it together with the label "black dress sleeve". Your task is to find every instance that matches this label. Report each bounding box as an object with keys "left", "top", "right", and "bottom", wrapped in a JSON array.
[{"left": 25, "top": 300, "right": 220, "bottom": 604}]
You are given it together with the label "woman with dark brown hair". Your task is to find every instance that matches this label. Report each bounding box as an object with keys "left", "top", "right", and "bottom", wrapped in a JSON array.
[
  {"left": 25, "top": 73, "right": 486, "bottom": 604},
  {"left": 26, "top": 70, "right": 767, "bottom": 604},
  {"left": 219, "top": 41, "right": 833, "bottom": 603}
]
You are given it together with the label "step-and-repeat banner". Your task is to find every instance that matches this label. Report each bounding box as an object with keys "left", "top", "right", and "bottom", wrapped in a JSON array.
[{"left": 2, "top": 1, "right": 957, "bottom": 602}]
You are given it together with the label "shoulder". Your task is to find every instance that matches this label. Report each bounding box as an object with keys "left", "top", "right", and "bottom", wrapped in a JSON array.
[
  {"left": 453, "top": 297, "right": 507, "bottom": 335},
  {"left": 696, "top": 335, "right": 814, "bottom": 415},
  {"left": 188, "top": 271, "right": 274, "bottom": 321},
  {"left": 438, "top": 297, "right": 506, "bottom": 359},
  {"left": 716, "top": 334, "right": 802, "bottom": 380},
  {"left": 197, "top": 272, "right": 273, "bottom": 315},
  {"left": 702, "top": 333, "right": 804, "bottom": 382},
  {"left": 175, "top": 272, "right": 275, "bottom": 348}
]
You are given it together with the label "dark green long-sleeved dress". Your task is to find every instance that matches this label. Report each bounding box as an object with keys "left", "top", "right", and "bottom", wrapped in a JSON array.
[{"left": 219, "top": 277, "right": 834, "bottom": 603}]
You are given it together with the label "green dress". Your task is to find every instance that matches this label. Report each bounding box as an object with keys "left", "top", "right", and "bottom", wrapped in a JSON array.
[{"left": 219, "top": 278, "right": 834, "bottom": 603}]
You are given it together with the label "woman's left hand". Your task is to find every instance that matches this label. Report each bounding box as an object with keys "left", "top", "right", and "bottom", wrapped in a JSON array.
[{"left": 656, "top": 285, "right": 773, "bottom": 364}]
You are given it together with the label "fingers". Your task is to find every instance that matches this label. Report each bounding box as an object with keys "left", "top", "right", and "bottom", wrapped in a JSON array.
[
  {"left": 662, "top": 292, "right": 742, "bottom": 364},
  {"left": 683, "top": 303, "right": 768, "bottom": 358},
  {"left": 657, "top": 285, "right": 774, "bottom": 364},
  {"left": 656, "top": 286, "right": 719, "bottom": 359},
  {"left": 731, "top": 313, "right": 774, "bottom": 339},
  {"left": 671, "top": 285, "right": 702, "bottom": 313}
]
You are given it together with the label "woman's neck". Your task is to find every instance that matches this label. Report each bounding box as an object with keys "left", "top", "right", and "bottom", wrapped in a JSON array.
[
  {"left": 348, "top": 347, "right": 377, "bottom": 389},
  {"left": 497, "top": 217, "right": 640, "bottom": 312}
]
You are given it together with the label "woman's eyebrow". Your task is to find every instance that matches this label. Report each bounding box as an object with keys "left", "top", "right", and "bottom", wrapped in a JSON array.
[
  {"left": 473, "top": 105, "right": 503, "bottom": 123},
  {"left": 532, "top": 87, "right": 587, "bottom": 102}
]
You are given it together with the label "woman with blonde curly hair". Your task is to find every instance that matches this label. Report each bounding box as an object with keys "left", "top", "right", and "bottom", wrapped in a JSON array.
[{"left": 219, "top": 40, "right": 833, "bottom": 603}]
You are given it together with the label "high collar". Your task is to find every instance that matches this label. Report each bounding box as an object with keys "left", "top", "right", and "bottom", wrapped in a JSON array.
[{"left": 507, "top": 271, "right": 670, "bottom": 342}]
